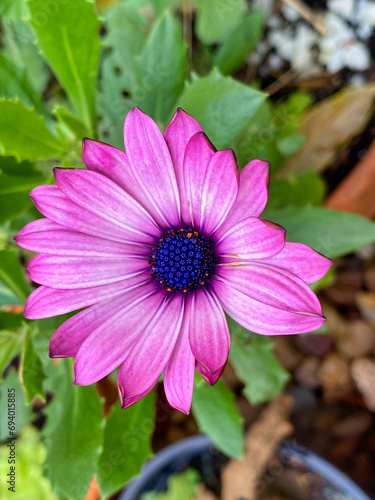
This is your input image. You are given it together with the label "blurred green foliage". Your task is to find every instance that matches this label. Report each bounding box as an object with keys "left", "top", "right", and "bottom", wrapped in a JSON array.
[{"left": 1, "top": 1, "right": 375, "bottom": 498}]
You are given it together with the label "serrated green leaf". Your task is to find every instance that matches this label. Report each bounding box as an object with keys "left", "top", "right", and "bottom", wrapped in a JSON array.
[
  {"left": 20, "top": 328, "right": 46, "bottom": 403},
  {"left": 0, "top": 173, "right": 44, "bottom": 224},
  {"left": 28, "top": 0, "right": 101, "bottom": 134},
  {"left": 195, "top": 0, "right": 246, "bottom": 44},
  {"left": 135, "top": 13, "right": 188, "bottom": 124},
  {"left": 0, "top": 156, "right": 39, "bottom": 177},
  {"left": 0, "top": 368, "right": 34, "bottom": 441},
  {"left": 263, "top": 206, "right": 375, "bottom": 258},
  {"left": 0, "top": 329, "right": 24, "bottom": 378},
  {"left": 43, "top": 360, "right": 104, "bottom": 500},
  {"left": 98, "top": 393, "right": 155, "bottom": 498},
  {"left": 230, "top": 335, "right": 290, "bottom": 405},
  {"left": 192, "top": 376, "right": 243, "bottom": 459},
  {"left": 0, "top": 52, "right": 46, "bottom": 116},
  {"left": 178, "top": 69, "right": 265, "bottom": 148},
  {"left": 0, "top": 100, "right": 67, "bottom": 161},
  {"left": 214, "top": 10, "right": 264, "bottom": 75},
  {"left": 0, "top": 248, "right": 29, "bottom": 302}
]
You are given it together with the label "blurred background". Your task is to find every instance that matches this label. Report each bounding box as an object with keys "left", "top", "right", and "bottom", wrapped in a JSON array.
[{"left": 0, "top": 0, "right": 375, "bottom": 499}]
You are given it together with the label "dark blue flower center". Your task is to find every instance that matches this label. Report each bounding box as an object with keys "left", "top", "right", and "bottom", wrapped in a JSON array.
[{"left": 149, "top": 227, "right": 218, "bottom": 293}]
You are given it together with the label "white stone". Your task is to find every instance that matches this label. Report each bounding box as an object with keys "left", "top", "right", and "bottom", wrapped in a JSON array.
[
  {"left": 358, "top": 1, "right": 375, "bottom": 26},
  {"left": 268, "top": 53, "right": 284, "bottom": 70},
  {"left": 348, "top": 73, "right": 366, "bottom": 87},
  {"left": 328, "top": 0, "right": 355, "bottom": 20},
  {"left": 282, "top": 4, "right": 299, "bottom": 22},
  {"left": 268, "top": 29, "right": 295, "bottom": 60},
  {"left": 326, "top": 49, "right": 346, "bottom": 72},
  {"left": 343, "top": 41, "right": 371, "bottom": 70}
]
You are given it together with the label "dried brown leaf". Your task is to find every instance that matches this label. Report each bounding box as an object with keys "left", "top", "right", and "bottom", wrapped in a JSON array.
[
  {"left": 281, "top": 84, "right": 375, "bottom": 177},
  {"left": 221, "top": 395, "right": 294, "bottom": 500}
]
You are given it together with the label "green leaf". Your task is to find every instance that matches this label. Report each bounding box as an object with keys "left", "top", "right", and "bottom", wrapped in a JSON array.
[
  {"left": 28, "top": 0, "right": 101, "bottom": 134},
  {"left": 0, "top": 249, "right": 29, "bottom": 302},
  {"left": 43, "top": 360, "right": 104, "bottom": 500},
  {"left": 0, "top": 426, "right": 58, "bottom": 500},
  {"left": 20, "top": 328, "right": 47, "bottom": 403},
  {"left": 277, "top": 133, "right": 305, "bottom": 156},
  {"left": 0, "top": 52, "right": 46, "bottom": 116},
  {"left": 98, "top": 393, "right": 155, "bottom": 498},
  {"left": 267, "top": 171, "right": 326, "bottom": 210},
  {"left": 282, "top": 84, "right": 375, "bottom": 176},
  {"left": 0, "top": 368, "right": 34, "bottom": 441},
  {"left": 53, "top": 106, "right": 90, "bottom": 140},
  {"left": 0, "top": 156, "right": 39, "bottom": 176},
  {"left": 214, "top": 10, "right": 264, "bottom": 75},
  {"left": 195, "top": 0, "right": 246, "bottom": 44},
  {"left": 0, "top": 329, "right": 24, "bottom": 378},
  {"left": 233, "top": 91, "right": 313, "bottom": 170},
  {"left": 0, "top": 100, "right": 67, "bottom": 161},
  {"left": 263, "top": 206, "right": 375, "bottom": 258},
  {"left": 1, "top": 19, "right": 50, "bottom": 95},
  {"left": 97, "top": 0, "right": 151, "bottom": 147},
  {"left": 0, "top": 0, "right": 29, "bottom": 20},
  {"left": 230, "top": 335, "right": 290, "bottom": 405},
  {"left": 192, "top": 376, "right": 243, "bottom": 459},
  {"left": 135, "top": 13, "right": 188, "bottom": 124},
  {"left": 152, "top": 0, "right": 181, "bottom": 17},
  {"left": 0, "top": 173, "right": 44, "bottom": 224},
  {"left": 141, "top": 469, "right": 199, "bottom": 500},
  {"left": 178, "top": 69, "right": 265, "bottom": 148}
]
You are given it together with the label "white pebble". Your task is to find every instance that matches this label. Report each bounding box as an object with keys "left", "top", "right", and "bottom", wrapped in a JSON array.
[
  {"left": 328, "top": 0, "right": 355, "bottom": 20},
  {"left": 343, "top": 41, "right": 371, "bottom": 70}
]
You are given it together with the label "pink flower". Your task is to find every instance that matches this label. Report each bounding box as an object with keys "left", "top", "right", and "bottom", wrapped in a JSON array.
[{"left": 15, "top": 108, "right": 331, "bottom": 413}]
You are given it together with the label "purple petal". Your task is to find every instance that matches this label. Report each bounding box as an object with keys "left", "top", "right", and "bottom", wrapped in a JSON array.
[
  {"left": 215, "top": 217, "right": 285, "bottom": 260},
  {"left": 82, "top": 138, "right": 134, "bottom": 188},
  {"left": 49, "top": 289, "right": 145, "bottom": 357},
  {"left": 74, "top": 286, "right": 166, "bottom": 385},
  {"left": 27, "top": 254, "right": 148, "bottom": 289},
  {"left": 216, "top": 160, "right": 269, "bottom": 238},
  {"left": 118, "top": 293, "right": 184, "bottom": 408},
  {"left": 201, "top": 150, "right": 239, "bottom": 235},
  {"left": 195, "top": 360, "right": 224, "bottom": 386},
  {"left": 54, "top": 168, "right": 160, "bottom": 242},
  {"left": 212, "top": 264, "right": 325, "bottom": 335},
  {"left": 24, "top": 273, "right": 151, "bottom": 319},
  {"left": 164, "top": 298, "right": 194, "bottom": 414},
  {"left": 259, "top": 242, "right": 332, "bottom": 284},
  {"left": 30, "top": 185, "right": 156, "bottom": 245},
  {"left": 188, "top": 290, "right": 230, "bottom": 375},
  {"left": 15, "top": 219, "right": 147, "bottom": 257},
  {"left": 164, "top": 109, "right": 203, "bottom": 225},
  {"left": 124, "top": 108, "right": 180, "bottom": 227},
  {"left": 183, "top": 132, "right": 216, "bottom": 227}
]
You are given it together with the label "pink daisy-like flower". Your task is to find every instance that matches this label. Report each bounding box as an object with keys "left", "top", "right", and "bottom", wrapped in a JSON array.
[{"left": 15, "top": 108, "right": 331, "bottom": 413}]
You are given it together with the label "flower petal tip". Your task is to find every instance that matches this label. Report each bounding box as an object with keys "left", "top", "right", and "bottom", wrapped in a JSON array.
[
  {"left": 173, "top": 405, "right": 190, "bottom": 415},
  {"left": 196, "top": 361, "right": 226, "bottom": 386}
]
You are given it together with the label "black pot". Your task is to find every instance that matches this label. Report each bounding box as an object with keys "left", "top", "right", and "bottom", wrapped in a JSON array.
[{"left": 119, "top": 435, "right": 371, "bottom": 500}]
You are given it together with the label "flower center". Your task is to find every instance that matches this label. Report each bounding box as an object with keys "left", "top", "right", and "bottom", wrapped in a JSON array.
[{"left": 149, "top": 227, "right": 217, "bottom": 293}]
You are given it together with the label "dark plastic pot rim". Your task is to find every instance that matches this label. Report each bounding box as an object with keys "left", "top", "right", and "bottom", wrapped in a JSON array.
[{"left": 119, "top": 435, "right": 371, "bottom": 500}]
